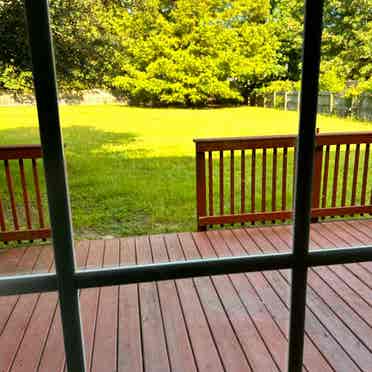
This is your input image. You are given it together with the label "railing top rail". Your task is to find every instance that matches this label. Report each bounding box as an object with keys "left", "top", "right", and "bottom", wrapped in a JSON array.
[
  {"left": 194, "top": 131, "right": 372, "bottom": 152},
  {"left": 316, "top": 132, "right": 372, "bottom": 145},
  {"left": 0, "top": 144, "right": 43, "bottom": 160}
]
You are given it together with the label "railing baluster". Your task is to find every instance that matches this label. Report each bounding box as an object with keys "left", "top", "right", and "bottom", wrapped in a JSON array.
[
  {"left": 32, "top": 158, "right": 46, "bottom": 228},
  {"left": 0, "top": 145, "right": 50, "bottom": 242},
  {"left": 241, "top": 150, "right": 245, "bottom": 214},
  {"left": 251, "top": 149, "right": 256, "bottom": 223},
  {"left": 194, "top": 132, "right": 372, "bottom": 229},
  {"left": 272, "top": 148, "right": 277, "bottom": 214},
  {"left": 332, "top": 144, "right": 340, "bottom": 207},
  {"left": 219, "top": 151, "right": 224, "bottom": 218},
  {"left": 282, "top": 147, "right": 288, "bottom": 213},
  {"left": 208, "top": 151, "right": 214, "bottom": 216},
  {"left": 0, "top": 190, "right": 6, "bottom": 232},
  {"left": 351, "top": 144, "right": 360, "bottom": 206},
  {"left": 292, "top": 147, "right": 296, "bottom": 200},
  {"left": 311, "top": 143, "right": 323, "bottom": 222},
  {"left": 341, "top": 144, "right": 350, "bottom": 206},
  {"left": 230, "top": 150, "right": 234, "bottom": 215},
  {"left": 19, "top": 159, "right": 32, "bottom": 230},
  {"left": 360, "top": 144, "right": 369, "bottom": 206},
  {"left": 321, "top": 145, "right": 330, "bottom": 209},
  {"left": 4, "top": 160, "right": 19, "bottom": 230},
  {"left": 262, "top": 148, "right": 266, "bottom": 212}
]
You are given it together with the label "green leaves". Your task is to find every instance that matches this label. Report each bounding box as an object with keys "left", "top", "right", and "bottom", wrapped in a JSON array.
[
  {"left": 0, "top": 0, "right": 370, "bottom": 104},
  {"left": 110, "top": 0, "right": 279, "bottom": 105}
]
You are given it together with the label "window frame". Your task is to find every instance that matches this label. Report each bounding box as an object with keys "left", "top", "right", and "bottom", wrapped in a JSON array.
[{"left": 0, "top": 0, "right": 371, "bottom": 371}]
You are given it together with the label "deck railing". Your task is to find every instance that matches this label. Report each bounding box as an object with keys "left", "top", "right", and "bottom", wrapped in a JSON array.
[
  {"left": 0, "top": 145, "right": 51, "bottom": 242},
  {"left": 195, "top": 131, "right": 372, "bottom": 231}
]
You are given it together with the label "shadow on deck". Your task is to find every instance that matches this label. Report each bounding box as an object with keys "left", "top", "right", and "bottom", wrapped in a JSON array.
[{"left": 0, "top": 219, "right": 371, "bottom": 371}]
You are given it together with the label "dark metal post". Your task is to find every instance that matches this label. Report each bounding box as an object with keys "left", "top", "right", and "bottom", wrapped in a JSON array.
[
  {"left": 23, "top": 1, "right": 86, "bottom": 371},
  {"left": 287, "top": 0, "right": 324, "bottom": 371}
]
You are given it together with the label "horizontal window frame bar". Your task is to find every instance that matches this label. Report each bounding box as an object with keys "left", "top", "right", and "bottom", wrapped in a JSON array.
[{"left": 1, "top": 244, "right": 371, "bottom": 296}]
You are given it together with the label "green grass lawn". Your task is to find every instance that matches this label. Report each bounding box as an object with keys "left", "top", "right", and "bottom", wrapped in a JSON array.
[{"left": 0, "top": 105, "right": 371, "bottom": 239}]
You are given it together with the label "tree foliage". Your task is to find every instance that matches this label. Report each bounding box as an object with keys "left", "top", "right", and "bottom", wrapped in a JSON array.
[{"left": 0, "top": 0, "right": 370, "bottom": 105}]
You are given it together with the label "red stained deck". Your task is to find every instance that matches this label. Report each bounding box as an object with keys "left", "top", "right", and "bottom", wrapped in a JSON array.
[{"left": 0, "top": 220, "right": 372, "bottom": 372}]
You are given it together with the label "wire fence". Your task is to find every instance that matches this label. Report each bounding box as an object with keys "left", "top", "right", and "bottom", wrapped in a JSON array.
[{"left": 257, "top": 91, "right": 372, "bottom": 121}]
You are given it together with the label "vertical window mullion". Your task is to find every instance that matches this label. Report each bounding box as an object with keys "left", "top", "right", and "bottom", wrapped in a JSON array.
[
  {"left": 287, "top": 0, "right": 325, "bottom": 371},
  {"left": 23, "top": 1, "right": 86, "bottom": 371}
]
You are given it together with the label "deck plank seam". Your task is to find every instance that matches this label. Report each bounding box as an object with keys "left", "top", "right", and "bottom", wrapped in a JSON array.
[
  {"left": 48, "top": 241, "right": 91, "bottom": 372},
  {"left": 319, "top": 224, "right": 372, "bottom": 289},
  {"left": 312, "top": 225, "right": 372, "bottom": 301},
  {"left": 228, "top": 228, "right": 307, "bottom": 371},
  {"left": 116, "top": 239, "right": 122, "bottom": 372},
  {"left": 335, "top": 222, "right": 372, "bottom": 275},
  {"left": 305, "top": 225, "right": 372, "bottom": 306},
  {"left": 148, "top": 236, "right": 174, "bottom": 372},
  {"left": 0, "top": 247, "right": 31, "bottom": 336},
  {"left": 274, "top": 227, "right": 372, "bottom": 355},
  {"left": 192, "top": 232, "right": 254, "bottom": 372},
  {"left": 344, "top": 221, "right": 372, "bottom": 273},
  {"left": 176, "top": 233, "right": 228, "bottom": 372},
  {"left": 0, "top": 246, "right": 43, "bottom": 352},
  {"left": 87, "top": 241, "right": 105, "bottom": 372},
  {"left": 243, "top": 228, "right": 340, "bottom": 372},
  {"left": 174, "top": 232, "right": 227, "bottom": 372},
  {"left": 210, "top": 230, "right": 282, "bottom": 372},
  {"left": 9, "top": 247, "right": 55, "bottom": 372},
  {"left": 312, "top": 227, "right": 372, "bottom": 328},
  {"left": 269, "top": 227, "right": 371, "bottom": 371},
  {"left": 276, "top": 226, "right": 372, "bottom": 329},
  {"left": 37, "top": 240, "right": 90, "bottom": 371},
  {"left": 134, "top": 237, "right": 146, "bottom": 372},
  {"left": 163, "top": 234, "right": 200, "bottom": 372},
  {"left": 218, "top": 229, "right": 286, "bottom": 371}
]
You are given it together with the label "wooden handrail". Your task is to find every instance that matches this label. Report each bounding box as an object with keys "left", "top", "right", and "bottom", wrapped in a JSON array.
[
  {"left": 0, "top": 144, "right": 51, "bottom": 243},
  {"left": 0, "top": 145, "right": 43, "bottom": 160},
  {"left": 195, "top": 131, "right": 372, "bottom": 231}
]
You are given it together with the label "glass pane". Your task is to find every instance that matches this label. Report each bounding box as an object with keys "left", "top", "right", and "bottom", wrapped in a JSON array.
[{"left": 0, "top": 1, "right": 54, "bottom": 278}]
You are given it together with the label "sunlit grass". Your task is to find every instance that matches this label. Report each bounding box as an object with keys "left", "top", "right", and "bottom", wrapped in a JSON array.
[{"left": 0, "top": 105, "right": 371, "bottom": 238}]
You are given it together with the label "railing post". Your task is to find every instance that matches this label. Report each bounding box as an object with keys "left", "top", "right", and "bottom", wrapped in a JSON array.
[
  {"left": 196, "top": 148, "right": 207, "bottom": 231},
  {"left": 311, "top": 129, "right": 322, "bottom": 223}
]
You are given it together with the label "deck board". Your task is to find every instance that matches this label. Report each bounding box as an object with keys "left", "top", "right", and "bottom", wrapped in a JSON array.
[
  {"left": 0, "top": 220, "right": 371, "bottom": 372},
  {"left": 117, "top": 237, "right": 143, "bottom": 372},
  {"left": 150, "top": 235, "right": 198, "bottom": 372},
  {"left": 164, "top": 233, "right": 225, "bottom": 372}
]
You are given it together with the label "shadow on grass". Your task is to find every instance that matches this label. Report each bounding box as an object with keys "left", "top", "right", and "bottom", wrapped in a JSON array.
[
  {"left": 1, "top": 126, "right": 371, "bottom": 243},
  {"left": 0, "top": 126, "right": 197, "bottom": 240}
]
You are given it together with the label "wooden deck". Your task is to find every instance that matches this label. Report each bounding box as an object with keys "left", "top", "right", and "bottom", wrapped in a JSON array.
[{"left": 0, "top": 219, "right": 371, "bottom": 372}]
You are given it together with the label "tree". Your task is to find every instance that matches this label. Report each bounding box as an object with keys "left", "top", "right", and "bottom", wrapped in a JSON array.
[
  {"left": 0, "top": 0, "right": 119, "bottom": 90},
  {"left": 111, "top": 0, "right": 281, "bottom": 105}
]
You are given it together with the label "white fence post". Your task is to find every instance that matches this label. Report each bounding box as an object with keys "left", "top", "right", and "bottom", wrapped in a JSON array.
[
  {"left": 284, "top": 92, "right": 288, "bottom": 111},
  {"left": 329, "top": 93, "right": 334, "bottom": 114}
]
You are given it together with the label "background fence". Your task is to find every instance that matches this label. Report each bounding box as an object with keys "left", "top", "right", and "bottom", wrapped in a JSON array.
[{"left": 259, "top": 91, "right": 372, "bottom": 121}]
